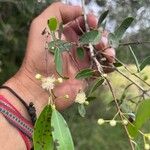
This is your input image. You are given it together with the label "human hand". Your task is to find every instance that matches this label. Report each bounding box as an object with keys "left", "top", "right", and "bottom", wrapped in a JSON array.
[{"left": 5, "top": 2, "right": 115, "bottom": 114}]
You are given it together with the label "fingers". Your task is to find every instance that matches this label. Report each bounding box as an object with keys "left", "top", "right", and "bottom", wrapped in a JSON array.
[
  {"left": 41, "top": 2, "right": 82, "bottom": 24},
  {"left": 95, "top": 31, "right": 115, "bottom": 63},
  {"left": 68, "top": 14, "right": 97, "bottom": 35}
]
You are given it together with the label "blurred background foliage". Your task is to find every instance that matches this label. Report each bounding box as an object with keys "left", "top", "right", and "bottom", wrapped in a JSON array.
[{"left": 0, "top": 0, "right": 150, "bottom": 149}]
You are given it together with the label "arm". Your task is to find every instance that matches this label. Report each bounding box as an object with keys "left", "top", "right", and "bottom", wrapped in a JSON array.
[{"left": 0, "top": 2, "right": 115, "bottom": 149}]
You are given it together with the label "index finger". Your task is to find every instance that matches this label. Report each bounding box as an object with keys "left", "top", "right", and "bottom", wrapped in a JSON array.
[{"left": 41, "top": 2, "right": 82, "bottom": 24}]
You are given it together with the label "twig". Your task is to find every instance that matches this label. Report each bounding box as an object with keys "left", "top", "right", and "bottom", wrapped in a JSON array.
[
  {"left": 119, "top": 41, "right": 150, "bottom": 46},
  {"left": 81, "top": 0, "right": 135, "bottom": 149}
]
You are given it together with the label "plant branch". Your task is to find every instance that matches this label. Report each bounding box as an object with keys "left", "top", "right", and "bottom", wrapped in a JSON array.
[
  {"left": 119, "top": 41, "right": 150, "bottom": 46},
  {"left": 81, "top": 0, "right": 135, "bottom": 149}
]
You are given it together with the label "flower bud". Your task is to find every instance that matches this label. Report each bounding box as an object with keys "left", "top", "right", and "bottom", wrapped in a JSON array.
[
  {"left": 64, "top": 94, "right": 69, "bottom": 99},
  {"left": 97, "top": 118, "right": 105, "bottom": 125},
  {"left": 110, "top": 120, "right": 117, "bottom": 127},
  {"left": 122, "top": 119, "right": 128, "bottom": 125},
  {"left": 84, "top": 101, "right": 89, "bottom": 105},
  {"left": 57, "top": 77, "right": 63, "bottom": 83},
  {"left": 35, "top": 74, "right": 42, "bottom": 80}
]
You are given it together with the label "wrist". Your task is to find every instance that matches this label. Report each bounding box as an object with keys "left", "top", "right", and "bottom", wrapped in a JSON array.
[{"left": 0, "top": 69, "right": 49, "bottom": 117}]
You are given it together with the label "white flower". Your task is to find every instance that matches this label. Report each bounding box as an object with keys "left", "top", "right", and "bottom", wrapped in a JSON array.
[
  {"left": 97, "top": 118, "right": 105, "bottom": 125},
  {"left": 41, "top": 76, "right": 56, "bottom": 91},
  {"left": 110, "top": 120, "right": 117, "bottom": 127},
  {"left": 145, "top": 144, "right": 150, "bottom": 150},
  {"left": 75, "top": 91, "right": 87, "bottom": 104},
  {"left": 122, "top": 119, "right": 128, "bottom": 125}
]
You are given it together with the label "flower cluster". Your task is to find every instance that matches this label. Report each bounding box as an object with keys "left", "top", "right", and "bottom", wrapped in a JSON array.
[{"left": 35, "top": 74, "right": 63, "bottom": 91}]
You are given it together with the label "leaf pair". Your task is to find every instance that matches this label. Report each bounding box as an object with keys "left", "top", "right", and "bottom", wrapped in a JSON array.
[{"left": 33, "top": 105, "right": 74, "bottom": 150}]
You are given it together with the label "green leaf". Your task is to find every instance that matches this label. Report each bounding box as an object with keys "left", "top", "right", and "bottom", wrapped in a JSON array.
[
  {"left": 89, "top": 77, "right": 105, "bottom": 95},
  {"left": 128, "top": 45, "right": 140, "bottom": 72},
  {"left": 76, "top": 47, "right": 84, "bottom": 60},
  {"left": 49, "top": 39, "right": 72, "bottom": 53},
  {"left": 33, "top": 105, "right": 53, "bottom": 150},
  {"left": 108, "top": 33, "right": 119, "bottom": 48},
  {"left": 51, "top": 107, "right": 74, "bottom": 150},
  {"left": 98, "top": 10, "right": 109, "bottom": 27},
  {"left": 139, "top": 56, "right": 150, "bottom": 71},
  {"left": 128, "top": 99, "right": 150, "bottom": 138},
  {"left": 75, "top": 68, "right": 94, "bottom": 79},
  {"left": 78, "top": 104, "right": 86, "bottom": 117},
  {"left": 48, "top": 17, "right": 58, "bottom": 31},
  {"left": 114, "top": 17, "right": 134, "bottom": 40},
  {"left": 79, "top": 30, "right": 101, "bottom": 45},
  {"left": 54, "top": 48, "right": 63, "bottom": 74},
  {"left": 86, "top": 96, "right": 96, "bottom": 101},
  {"left": 113, "top": 62, "right": 123, "bottom": 67},
  {"left": 135, "top": 99, "right": 150, "bottom": 130}
]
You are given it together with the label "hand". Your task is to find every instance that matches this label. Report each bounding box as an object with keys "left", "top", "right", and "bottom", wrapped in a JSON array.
[{"left": 3, "top": 2, "right": 115, "bottom": 115}]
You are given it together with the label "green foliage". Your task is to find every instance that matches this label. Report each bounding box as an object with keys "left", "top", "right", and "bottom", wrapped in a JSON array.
[
  {"left": 139, "top": 56, "right": 150, "bottom": 71},
  {"left": 48, "top": 39, "right": 72, "bottom": 53},
  {"left": 33, "top": 105, "right": 53, "bottom": 150},
  {"left": 109, "top": 17, "right": 134, "bottom": 48},
  {"left": 128, "top": 45, "right": 140, "bottom": 72},
  {"left": 78, "top": 104, "right": 86, "bottom": 117},
  {"left": 79, "top": 30, "right": 102, "bottom": 45},
  {"left": 98, "top": 10, "right": 109, "bottom": 28},
  {"left": 76, "top": 47, "right": 85, "bottom": 60},
  {"left": 48, "top": 17, "right": 58, "bottom": 32},
  {"left": 113, "top": 62, "right": 123, "bottom": 68},
  {"left": 114, "top": 17, "right": 134, "bottom": 40},
  {"left": 75, "top": 68, "right": 94, "bottom": 79},
  {"left": 88, "top": 77, "right": 105, "bottom": 96},
  {"left": 51, "top": 107, "right": 74, "bottom": 150},
  {"left": 54, "top": 47, "right": 63, "bottom": 75},
  {"left": 128, "top": 99, "right": 150, "bottom": 138}
]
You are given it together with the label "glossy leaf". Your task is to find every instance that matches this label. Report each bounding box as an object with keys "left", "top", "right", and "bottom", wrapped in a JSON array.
[
  {"left": 76, "top": 47, "right": 84, "bottom": 60},
  {"left": 114, "top": 17, "right": 134, "bottom": 40},
  {"left": 89, "top": 77, "right": 105, "bottom": 95},
  {"left": 128, "top": 45, "right": 140, "bottom": 72},
  {"left": 75, "top": 68, "right": 94, "bottom": 79},
  {"left": 128, "top": 99, "right": 150, "bottom": 138},
  {"left": 79, "top": 30, "right": 101, "bottom": 45},
  {"left": 49, "top": 39, "right": 72, "bottom": 53},
  {"left": 33, "top": 105, "right": 53, "bottom": 150},
  {"left": 78, "top": 104, "right": 86, "bottom": 117},
  {"left": 98, "top": 10, "right": 109, "bottom": 27},
  {"left": 54, "top": 48, "right": 62, "bottom": 74},
  {"left": 51, "top": 107, "right": 74, "bottom": 150},
  {"left": 48, "top": 17, "right": 58, "bottom": 31},
  {"left": 139, "top": 56, "right": 150, "bottom": 71}
]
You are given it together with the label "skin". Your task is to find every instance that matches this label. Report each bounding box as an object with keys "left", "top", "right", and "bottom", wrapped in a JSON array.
[{"left": 0, "top": 2, "right": 115, "bottom": 149}]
